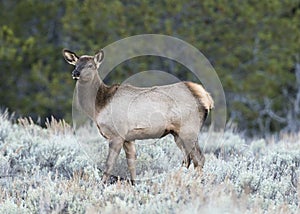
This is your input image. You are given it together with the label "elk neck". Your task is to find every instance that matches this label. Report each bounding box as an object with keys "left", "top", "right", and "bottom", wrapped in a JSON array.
[
  {"left": 76, "top": 73, "right": 119, "bottom": 119},
  {"left": 76, "top": 73, "right": 103, "bottom": 120}
]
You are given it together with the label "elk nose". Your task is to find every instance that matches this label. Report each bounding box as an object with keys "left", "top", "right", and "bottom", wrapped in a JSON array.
[{"left": 72, "top": 69, "right": 80, "bottom": 78}]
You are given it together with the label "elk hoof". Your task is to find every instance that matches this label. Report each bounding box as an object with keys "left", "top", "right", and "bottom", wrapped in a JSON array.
[
  {"left": 102, "top": 174, "right": 130, "bottom": 185},
  {"left": 182, "top": 155, "right": 192, "bottom": 169}
]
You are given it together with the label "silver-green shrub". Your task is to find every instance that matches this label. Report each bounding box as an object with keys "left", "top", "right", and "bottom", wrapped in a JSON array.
[{"left": 0, "top": 112, "right": 299, "bottom": 213}]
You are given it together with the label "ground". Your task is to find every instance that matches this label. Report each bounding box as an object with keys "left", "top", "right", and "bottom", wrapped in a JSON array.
[{"left": 0, "top": 112, "right": 299, "bottom": 213}]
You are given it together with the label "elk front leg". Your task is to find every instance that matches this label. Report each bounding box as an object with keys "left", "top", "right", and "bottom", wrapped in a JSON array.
[
  {"left": 102, "top": 138, "right": 124, "bottom": 184},
  {"left": 123, "top": 141, "right": 136, "bottom": 184}
]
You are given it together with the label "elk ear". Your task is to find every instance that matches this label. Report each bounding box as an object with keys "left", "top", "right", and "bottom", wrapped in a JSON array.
[
  {"left": 62, "top": 49, "right": 79, "bottom": 65},
  {"left": 94, "top": 50, "right": 104, "bottom": 68}
]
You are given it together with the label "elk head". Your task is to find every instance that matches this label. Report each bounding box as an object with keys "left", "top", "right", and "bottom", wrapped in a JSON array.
[{"left": 62, "top": 49, "right": 104, "bottom": 82}]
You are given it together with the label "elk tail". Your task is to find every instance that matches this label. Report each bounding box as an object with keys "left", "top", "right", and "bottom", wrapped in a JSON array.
[{"left": 184, "top": 81, "right": 214, "bottom": 121}]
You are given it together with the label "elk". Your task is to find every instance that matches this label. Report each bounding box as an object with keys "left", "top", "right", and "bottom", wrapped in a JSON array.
[{"left": 62, "top": 49, "right": 214, "bottom": 184}]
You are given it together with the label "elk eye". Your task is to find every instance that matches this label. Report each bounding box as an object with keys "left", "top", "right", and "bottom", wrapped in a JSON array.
[{"left": 88, "top": 64, "right": 93, "bottom": 68}]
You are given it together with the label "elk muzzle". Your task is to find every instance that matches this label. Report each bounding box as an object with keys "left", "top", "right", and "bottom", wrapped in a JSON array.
[{"left": 72, "top": 69, "right": 80, "bottom": 80}]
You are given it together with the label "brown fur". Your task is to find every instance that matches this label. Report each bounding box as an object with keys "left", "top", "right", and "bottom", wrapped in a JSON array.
[{"left": 95, "top": 84, "right": 119, "bottom": 113}]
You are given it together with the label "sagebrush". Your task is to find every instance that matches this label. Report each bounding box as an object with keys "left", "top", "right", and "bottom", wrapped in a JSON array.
[{"left": 0, "top": 112, "right": 299, "bottom": 213}]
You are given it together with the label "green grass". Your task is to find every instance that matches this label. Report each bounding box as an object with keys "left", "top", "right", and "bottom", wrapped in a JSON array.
[{"left": 0, "top": 112, "right": 299, "bottom": 213}]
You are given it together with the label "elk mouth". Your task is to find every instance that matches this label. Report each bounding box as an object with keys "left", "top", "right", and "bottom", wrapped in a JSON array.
[{"left": 72, "top": 75, "right": 80, "bottom": 80}]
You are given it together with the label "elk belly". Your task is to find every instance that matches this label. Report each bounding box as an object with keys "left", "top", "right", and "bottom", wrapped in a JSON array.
[{"left": 123, "top": 108, "right": 173, "bottom": 140}]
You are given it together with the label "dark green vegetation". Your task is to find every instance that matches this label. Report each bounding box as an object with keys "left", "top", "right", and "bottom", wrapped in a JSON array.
[{"left": 0, "top": 0, "right": 299, "bottom": 135}]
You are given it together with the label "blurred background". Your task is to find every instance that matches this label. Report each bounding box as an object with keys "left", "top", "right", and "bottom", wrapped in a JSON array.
[{"left": 0, "top": 0, "right": 299, "bottom": 136}]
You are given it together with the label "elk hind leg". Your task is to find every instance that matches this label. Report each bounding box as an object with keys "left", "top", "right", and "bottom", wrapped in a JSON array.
[
  {"left": 173, "top": 133, "right": 192, "bottom": 169},
  {"left": 178, "top": 134, "right": 205, "bottom": 170},
  {"left": 190, "top": 140, "right": 205, "bottom": 169}
]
